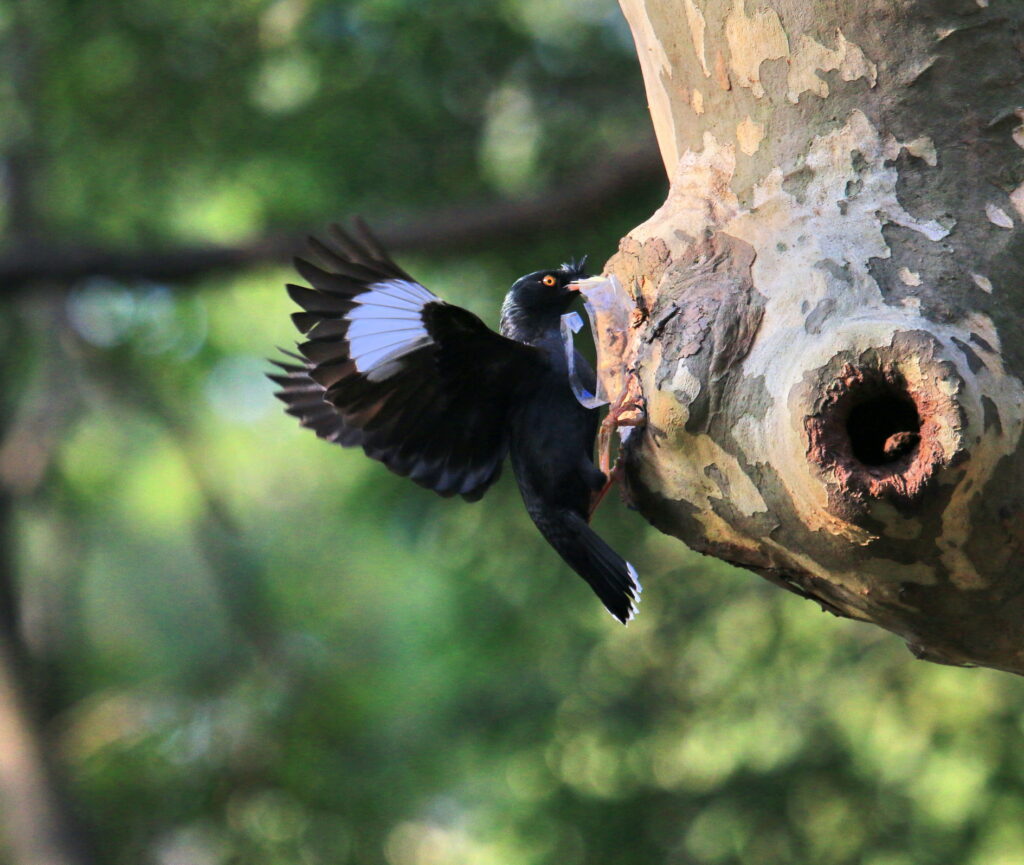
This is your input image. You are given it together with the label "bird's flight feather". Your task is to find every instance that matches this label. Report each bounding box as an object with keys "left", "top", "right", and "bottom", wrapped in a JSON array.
[{"left": 271, "top": 220, "right": 542, "bottom": 501}]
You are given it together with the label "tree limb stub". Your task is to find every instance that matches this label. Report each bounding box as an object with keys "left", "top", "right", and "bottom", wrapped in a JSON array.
[{"left": 609, "top": 0, "right": 1024, "bottom": 674}]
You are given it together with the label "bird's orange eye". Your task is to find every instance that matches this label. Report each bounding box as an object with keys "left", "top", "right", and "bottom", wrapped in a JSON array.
[{"left": 542, "top": 275, "right": 557, "bottom": 287}]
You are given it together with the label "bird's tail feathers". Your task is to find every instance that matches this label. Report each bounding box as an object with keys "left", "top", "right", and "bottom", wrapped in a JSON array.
[{"left": 539, "top": 510, "right": 641, "bottom": 624}]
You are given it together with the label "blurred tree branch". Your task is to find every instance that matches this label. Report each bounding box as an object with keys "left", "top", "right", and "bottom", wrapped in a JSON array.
[
  {"left": 0, "top": 146, "right": 663, "bottom": 291},
  {"left": 0, "top": 632, "right": 97, "bottom": 865},
  {"left": 0, "top": 5, "right": 100, "bottom": 863}
]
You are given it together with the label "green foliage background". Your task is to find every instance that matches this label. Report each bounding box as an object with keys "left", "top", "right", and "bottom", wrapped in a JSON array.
[{"left": 5, "top": 1, "right": 1024, "bottom": 864}]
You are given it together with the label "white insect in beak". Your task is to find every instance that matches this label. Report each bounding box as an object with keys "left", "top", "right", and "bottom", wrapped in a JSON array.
[{"left": 568, "top": 276, "right": 611, "bottom": 295}]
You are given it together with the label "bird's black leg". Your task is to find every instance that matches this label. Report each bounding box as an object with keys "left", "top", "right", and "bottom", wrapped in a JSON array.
[{"left": 580, "top": 455, "right": 607, "bottom": 490}]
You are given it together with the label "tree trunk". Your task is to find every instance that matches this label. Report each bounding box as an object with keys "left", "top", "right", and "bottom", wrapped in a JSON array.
[{"left": 606, "top": 0, "right": 1024, "bottom": 674}]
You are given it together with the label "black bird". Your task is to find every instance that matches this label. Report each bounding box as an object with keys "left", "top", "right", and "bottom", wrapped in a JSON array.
[{"left": 270, "top": 221, "right": 640, "bottom": 622}]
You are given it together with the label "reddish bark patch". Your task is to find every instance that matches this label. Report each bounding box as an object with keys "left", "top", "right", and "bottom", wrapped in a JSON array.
[{"left": 605, "top": 235, "right": 671, "bottom": 314}]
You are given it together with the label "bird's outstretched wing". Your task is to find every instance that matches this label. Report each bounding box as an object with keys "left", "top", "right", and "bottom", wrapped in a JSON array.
[{"left": 271, "top": 220, "right": 543, "bottom": 502}]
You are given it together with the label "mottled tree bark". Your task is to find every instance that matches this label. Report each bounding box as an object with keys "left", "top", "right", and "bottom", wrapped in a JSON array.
[{"left": 605, "top": 0, "right": 1024, "bottom": 673}]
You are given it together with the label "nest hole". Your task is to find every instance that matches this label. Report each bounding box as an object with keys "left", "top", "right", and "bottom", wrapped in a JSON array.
[{"left": 846, "top": 390, "right": 921, "bottom": 466}]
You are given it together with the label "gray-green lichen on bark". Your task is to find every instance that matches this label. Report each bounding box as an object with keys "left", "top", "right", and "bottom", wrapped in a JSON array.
[{"left": 605, "top": 0, "right": 1024, "bottom": 674}]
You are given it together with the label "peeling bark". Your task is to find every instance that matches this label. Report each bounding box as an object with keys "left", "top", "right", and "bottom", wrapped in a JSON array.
[{"left": 607, "top": 0, "right": 1024, "bottom": 674}]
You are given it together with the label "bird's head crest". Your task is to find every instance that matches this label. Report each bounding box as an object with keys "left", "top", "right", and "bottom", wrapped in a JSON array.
[{"left": 558, "top": 256, "right": 589, "bottom": 282}]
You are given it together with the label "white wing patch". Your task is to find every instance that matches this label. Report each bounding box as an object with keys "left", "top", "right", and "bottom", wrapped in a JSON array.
[{"left": 346, "top": 279, "right": 436, "bottom": 376}]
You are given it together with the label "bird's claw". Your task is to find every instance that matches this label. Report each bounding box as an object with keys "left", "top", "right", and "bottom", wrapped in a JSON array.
[
  {"left": 592, "top": 378, "right": 645, "bottom": 518},
  {"left": 597, "top": 379, "right": 645, "bottom": 477}
]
